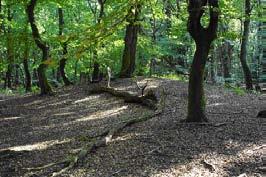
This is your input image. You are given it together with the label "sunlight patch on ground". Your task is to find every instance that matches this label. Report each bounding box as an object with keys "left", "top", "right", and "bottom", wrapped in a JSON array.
[
  {"left": 24, "top": 100, "right": 43, "bottom": 106},
  {"left": 209, "top": 95, "right": 221, "bottom": 99},
  {"left": 53, "top": 112, "right": 76, "bottom": 116},
  {"left": 151, "top": 142, "right": 262, "bottom": 177},
  {"left": 112, "top": 133, "right": 136, "bottom": 142},
  {"left": 207, "top": 103, "right": 227, "bottom": 107},
  {"left": 74, "top": 95, "right": 100, "bottom": 104},
  {"left": 0, "top": 116, "right": 22, "bottom": 121},
  {"left": 47, "top": 99, "right": 72, "bottom": 106},
  {"left": 74, "top": 105, "right": 128, "bottom": 123},
  {"left": 7, "top": 139, "right": 71, "bottom": 151}
]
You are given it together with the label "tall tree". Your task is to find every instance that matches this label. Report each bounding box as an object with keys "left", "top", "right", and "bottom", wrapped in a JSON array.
[
  {"left": 89, "top": 0, "right": 106, "bottom": 82},
  {"left": 186, "top": 0, "right": 219, "bottom": 122},
  {"left": 221, "top": 40, "right": 233, "bottom": 83},
  {"left": 239, "top": 0, "right": 253, "bottom": 90},
  {"left": 5, "top": 7, "right": 13, "bottom": 89},
  {"left": 119, "top": 4, "right": 141, "bottom": 78},
  {"left": 58, "top": 7, "right": 72, "bottom": 86},
  {"left": 23, "top": 22, "right": 32, "bottom": 92},
  {"left": 26, "top": 0, "right": 52, "bottom": 95}
]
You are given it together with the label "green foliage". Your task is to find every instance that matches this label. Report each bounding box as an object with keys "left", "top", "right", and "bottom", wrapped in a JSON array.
[
  {"left": 0, "top": 0, "right": 262, "bottom": 92},
  {"left": 225, "top": 84, "right": 246, "bottom": 96}
]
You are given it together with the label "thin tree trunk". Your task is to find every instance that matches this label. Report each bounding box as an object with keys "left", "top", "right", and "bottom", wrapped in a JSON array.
[
  {"left": 26, "top": 0, "right": 52, "bottom": 95},
  {"left": 239, "top": 0, "right": 253, "bottom": 90},
  {"left": 91, "top": 0, "right": 105, "bottom": 82},
  {"left": 209, "top": 52, "right": 216, "bottom": 84},
  {"left": 120, "top": 5, "right": 141, "bottom": 78},
  {"left": 5, "top": 7, "right": 13, "bottom": 89},
  {"left": 58, "top": 7, "right": 72, "bottom": 86},
  {"left": 14, "top": 64, "right": 19, "bottom": 86},
  {"left": 222, "top": 41, "right": 232, "bottom": 83},
  {"left": 23, "top": 25, "right": 32, "bottom": 92}
]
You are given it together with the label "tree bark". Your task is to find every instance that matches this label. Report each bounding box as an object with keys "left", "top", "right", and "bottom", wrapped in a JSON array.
[
  {"left": 58, "top": 7, "right": 72, "bottom": 86},
  {"left": 23, "top": 24, "right": 32, "bottom": 92},
  {"left": 222, "top": 41, "right": 232, "bottom": 83},
  {"left": 186, "top": 0, "right": 219, "bottom": 122},
  {"left": 163, "top": 0, "right": 172, "bottom": 35},
  {"left": 120, "top": 5, "right": 141, "bottom": 78},
  {"left": 240, "top": 0, "right": 253, "bottom": 90},
  {"left": 5, "top": 7, "right": 13, "bottom": 89},
  {"left": 26, "top": 0, "right": 52, "bottom": 95},
  {"left": 91, "top": 0, "right": 105, "bottom": 82},
  {"left": 90, "top": 86, "right": 160, "bottom": 110}
]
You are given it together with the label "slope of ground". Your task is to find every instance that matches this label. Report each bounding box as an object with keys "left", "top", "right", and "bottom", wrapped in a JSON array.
[{"left": 0, "top": 78, "right": 264, "bottom": 177}]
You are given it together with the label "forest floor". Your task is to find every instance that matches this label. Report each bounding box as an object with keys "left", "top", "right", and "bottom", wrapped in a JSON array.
[{"left": 0, "top": 78, "right": 264, "bottom": 177}]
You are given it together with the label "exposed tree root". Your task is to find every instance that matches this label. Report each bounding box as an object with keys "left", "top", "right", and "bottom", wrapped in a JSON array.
[
  {"left": 26, "top": 111, "right": 163, "bottom": 177},
  {"left": 0, "top": 149, "right": 30, "bottom": 160},
  {"left": 24, "top": 85, "right": 166, "bottom": 176}
]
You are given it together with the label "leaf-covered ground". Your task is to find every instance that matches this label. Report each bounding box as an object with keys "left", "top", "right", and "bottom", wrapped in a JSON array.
[{"left": 0, "top": 78, "right": 264, "bottom": 177}]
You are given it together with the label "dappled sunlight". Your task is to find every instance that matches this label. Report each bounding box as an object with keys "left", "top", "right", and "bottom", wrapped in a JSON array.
[
  {"left": 53, "top": 112, "right": 76, "bottom": 116},
  {"left": 47, "top": 99, "right": 72, "bottom": 106},
  {"left": 74, "top": 95, "right": 101, "bottom": 104},
  {"left": 74, "top": 96, "right": 122, "bottom": 108},
  {"left": 112, "top": 133, "right": 137, "bottom": 142},
  {"left": 74, "top": 105, "right": 128, "bottom": 123},
  {"left": 24, "top": 99, "right": 44, "bottom": 106},
  {"left": 0, "top": 116, "right": 22, "bottom": 121},
  {"left": 5, "top": 139, "right": 71, "bottom": 152},
  {"left": 209, "top": 95, "right": 221, "bottom": 99},
  {"left": 207, "top": 103, "right": 227, "bottom": 107}
]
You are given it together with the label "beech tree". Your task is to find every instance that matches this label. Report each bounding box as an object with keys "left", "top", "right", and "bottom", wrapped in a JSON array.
[
  {"left": 186, "top": 0, "right": 219, "bottom": 122},
  {"left": 26, "top": 0, "right": 52, "bottom": 95},
  {"left": 22, "top": 23, "right": 32, "bottom": 92},
  {"left": 119, "top": 4, "right": 141, "bottom": 78},
  {"left": 239, "top": 0, "right": 253, "bottom": 90},
  {"left": 58, "top": 7, "right": 72, "bottom": 86}
]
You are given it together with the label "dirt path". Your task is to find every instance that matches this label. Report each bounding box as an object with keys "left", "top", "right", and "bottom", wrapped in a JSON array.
[{"left": 0, "top": 79, "right": 264, "bottom": 177}]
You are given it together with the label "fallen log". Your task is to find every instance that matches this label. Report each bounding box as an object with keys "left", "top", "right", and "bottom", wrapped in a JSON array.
[{"left": 90, "top": 86, "right": 162, "bottom": 110}]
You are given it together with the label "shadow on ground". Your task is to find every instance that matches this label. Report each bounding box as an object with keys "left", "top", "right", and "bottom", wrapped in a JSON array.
[{"left": 0, "top": 79, "right": 264, "bottom": 177}]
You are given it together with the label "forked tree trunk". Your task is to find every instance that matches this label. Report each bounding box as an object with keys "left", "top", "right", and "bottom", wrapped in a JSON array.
[
  {"left": 26, "top": 0, "right": 52, "bottom": 95},
  {"left": 240, "top": 0, "right": 253, "bottom": 90},
  {"left": 186, "top": 0, "right": 219, "bottom": 122},
  {"left": 58, "top": 7, "right": 72, "bottom": 86},
  {"left": 120, "top": 5, "right": 141, "bottom": 78}
]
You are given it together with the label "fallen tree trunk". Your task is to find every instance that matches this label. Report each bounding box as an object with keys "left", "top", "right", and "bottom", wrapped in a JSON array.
[{"left": 90, "top": 86, "right": 161, "bottom": 110}]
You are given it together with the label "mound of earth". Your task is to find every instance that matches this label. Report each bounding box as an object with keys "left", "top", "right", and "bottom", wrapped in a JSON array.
[{"left": 0, "top": 78, "right": 264, "bottom": 177}]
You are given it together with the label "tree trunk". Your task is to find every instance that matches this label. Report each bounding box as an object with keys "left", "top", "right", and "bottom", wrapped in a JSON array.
[
  {"left": 58, "top": 8, "right": 72, "bottom": 86},
  {"left": 187, "top": 43, "right": 210, "bottom": 122},
  {"left": 23, "top": 26, "right": 32, "bottom": 92},
  {"left": 91, "top": 0, "right": 105, "bottom": 82},
  {"left": 239, "top": 0, "right": 253, "bottom": 90},
  {"left": 14, "top": 64, "right": 19, "bottom": 86},
  {"left": 5, "top": 65, "right": 12, "bottom": 89},
  {"left": 5, "top": 7, "right": 13, "bottom": 89},
  {"left": 186, "top": 0, "right": 219, "bottom": 122},
  {"left": 92, "top": 61, "right": 100, "bottom": 81},
  {"left": 26, "top": 0, "right": 52, "bottom": 95},
  {"left": 222, "top": 41, "right": 232, "bottom": 83},
  {"left": 163, "top": 0, "right": 172, "bottom": 35},
  {"left": 120, "top": 5, "right": 140, "bottom": 78}
]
